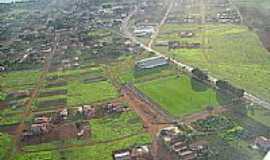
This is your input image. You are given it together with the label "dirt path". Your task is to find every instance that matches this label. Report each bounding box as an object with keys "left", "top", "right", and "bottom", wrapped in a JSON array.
[
  {"left": 181, "top": 107, "right": 229, "bottom": 124},
  {"left": 6, "top": 31, "right": 59, "bottom": 159},
  {"left": 148, "top": 0, "right": 175, "bottom": 48},
  {"left": 121, "top": 86, "right": 172, "bottom": 136}
]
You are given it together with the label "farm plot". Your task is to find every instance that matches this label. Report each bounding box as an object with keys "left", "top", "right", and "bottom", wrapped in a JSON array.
[
  {"left": 15, "top": 108, "right": 151, "bottom": 160},
  {"left": 207, "top": 135, "right": 264, "bottom": 160},
  {"left": 154, "top": 23, "right": 270, "bottom": 100},
  {"left": 0, "top": 70, "right": 41, "bottom": 125},
  {"left": 191, "top": 114, "right": 265, "bottom": 160},
  {"left": 16, "top": 134, "right": 151, "bottom": 160},
  {"left": 67, "top": 80, "right": 119, "bottom": 106},
  {"left": 0, "top": 132, "right": 13, "bottom": 160},
  {"left": 135, "top": 75, "right": 227, "bottom": 117},
  {"left": 32, "top": 65, "right": 117, "bottom": 110},
  {"left": 0, "top": 70, "right": 40, "bottom": 92},
  {"left": 91, "top": 111, "right": 145, "bottom": 142}
]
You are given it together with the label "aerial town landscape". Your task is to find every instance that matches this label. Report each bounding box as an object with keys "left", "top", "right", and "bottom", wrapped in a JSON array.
[{"left": 0, "top": 0, "right": 270, "bottom": 160}]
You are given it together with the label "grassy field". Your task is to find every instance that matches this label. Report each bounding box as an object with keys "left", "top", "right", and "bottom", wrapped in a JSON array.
[
  {"left": 154, "top": 24, "right": 270, "bottom": 100},
  {"left": 247, "top": 105, "right": 270, "bottom": 127},
  {"left": 67, "top": 80, "right": 119, "bottom": 106},
  {"left": 232, "top": 0, "right": 270, "bottom": 9},
  {"left": 91, "top": 112, "right": 144, "bottom": 142},
  {"left": 0, "top": 70, "right": 40, "bottom": 92},
  {"left": 136, "top": 75, "right": 224, "bottom": 117}
]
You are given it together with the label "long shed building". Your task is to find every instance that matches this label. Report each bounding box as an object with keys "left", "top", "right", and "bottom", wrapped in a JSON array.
[{"left": 135, "top": 56, "right": 168, "bottom": 69}]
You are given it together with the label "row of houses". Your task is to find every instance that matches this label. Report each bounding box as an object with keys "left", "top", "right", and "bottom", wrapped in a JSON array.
[
  {"left": 113, "top": 145, "right": 153, "bottom": 160},
  {"left": 157, "top": 126, "right": 210, "bottom": 160}
]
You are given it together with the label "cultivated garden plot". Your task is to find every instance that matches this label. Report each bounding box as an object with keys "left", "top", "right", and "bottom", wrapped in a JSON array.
[
  {"left": 188, "top": 112, "right": 268, "bottom": 160},
  {"left": 16, "top": 134, "right": 151, "bottom": 160},
  {"left": 32, "top": 66, "right": 119, "bottom": 110},
  {"left": 15, "top": 108, "right": 151, "bottom": 160},
  {"left": 0, "top": 70, "right": 41, "bottom": 126}
]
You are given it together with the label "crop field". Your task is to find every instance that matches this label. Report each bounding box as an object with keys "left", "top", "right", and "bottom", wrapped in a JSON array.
[
  {"left": 154, "top": 24, "right": 270, "bottom": 100},
  {"left": 16, "top": 133, "right": 150, "bottom": 160},
  {"left": 14, "top": 110, "right": 151, "bottom": 160},
  {"left": 135, "top": 75, "right": 226, "bottom": 117},
  {"left": 67, "top": 80, "right": 118, "bottom": 106},
  {"left": 91, "top": 111, "right": 144, "bottom": 142},
  {"left": 31, "top": 66, "right": 119, "bottom": 110},
  {"left": 0, "top": 70, "right": 41, "bottom": 125},
  {"left": 0, "top": 70, "right": 40, "bottom": 92},
  {"left": 0, "top": 132, "right": 12, "bottom": 160},
  {"left": 191, "top": 113, "right": 266, "bottom": 160}
]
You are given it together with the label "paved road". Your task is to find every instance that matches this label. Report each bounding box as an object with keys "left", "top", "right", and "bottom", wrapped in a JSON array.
[{"left": 121, "top": 0, "right": 270, "bottom": 111}]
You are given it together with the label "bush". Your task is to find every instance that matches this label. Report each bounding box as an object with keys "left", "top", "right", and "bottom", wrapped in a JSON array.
[
  {"left": 221, "top": 126, "right": 244, "bottom": 141},
  {"left": 0, "top": 91, "right": 6, "bottom": 101}
]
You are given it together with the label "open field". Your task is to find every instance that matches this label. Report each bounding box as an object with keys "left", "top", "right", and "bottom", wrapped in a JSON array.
[
  {"left": 135, "top": 75, "right": 226, "bottom": 117},
  {"left": 0, "top": 70, "right": 40, "bottom": 92},
  {"left": 67, "top": 80, "right": 118, "bottom": 106},
  {"left": 247, "top": 105, "right": 270, "bottom": 128},
  {"left": 91, "top": 111, "right": 145, "bottom": 142},
  {"left": 154, "top": 24, "right": 270, "bottom": 100}
]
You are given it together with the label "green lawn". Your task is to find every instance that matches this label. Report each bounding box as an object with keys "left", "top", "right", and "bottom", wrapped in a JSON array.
[
  {"left": 67, "top": 80, "right": 119, "bottom": 106},
  {"left": 91, "top": 112, "right": 144, "bottom": 142},
  {"left": 155, "top": 24, "right": 270, "bottom": 100},
  {"left": 136, "top": 75, "right": 224, "bottom": 117}
]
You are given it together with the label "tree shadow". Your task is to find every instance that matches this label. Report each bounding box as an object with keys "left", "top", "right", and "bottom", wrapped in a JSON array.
[
  {"left": 216, "top": 90, "right": 234, "bottom": 106},
  {"left": 190, "top": 77, "right": 208, "bottom": 92}
]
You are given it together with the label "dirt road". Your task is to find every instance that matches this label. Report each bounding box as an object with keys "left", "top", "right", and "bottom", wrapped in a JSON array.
[
  {"left": 148, "top": 0, "right": 175, "bottom": 48},
  {"left": 6, "top": 31, "right": 59, "bottom": 160},
  {"left": 121, "top": 86, "right": 172, "bottom": 136}
]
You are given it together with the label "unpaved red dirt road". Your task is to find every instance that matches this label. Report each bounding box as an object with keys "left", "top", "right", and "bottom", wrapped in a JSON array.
[{"left": 121, "top": 86, "right": 171, "bottom": 137}]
